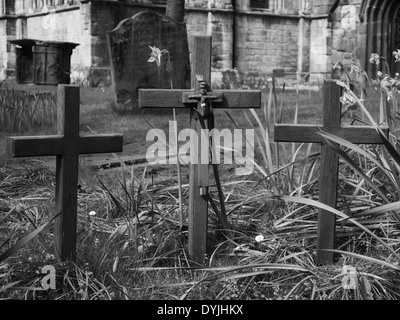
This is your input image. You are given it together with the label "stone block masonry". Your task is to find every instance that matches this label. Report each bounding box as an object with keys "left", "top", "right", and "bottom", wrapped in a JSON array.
[
  {"left": 25, "top": 6, "right": 91, "bottom": 68},
  {"left": 1, "top": 3, "right": 93, "bottom": 83},
  {"left": 309, "top": 18, "right": 330, "bottom": 82},
  {"left": 1, "top": 0, "right": 375, "bottom": 86},
  {"left": 326, "top": 1, "right": 367, "bottom": 77},
  {"left": 0, "top": 18, "right": 17, "bottom": 79},
  {"left": 235, "top": 14, "right": 299, "bottom": 74}
]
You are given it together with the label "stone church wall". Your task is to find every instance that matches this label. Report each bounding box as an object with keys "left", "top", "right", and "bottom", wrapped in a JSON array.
[
  {"left": 1, "top": 0, "right": 376, "bottom": 87},
  {"left": 24, "top": 6, "right": 91, "bottom": 69},
  {"left": 329, "top": 0, "right": 363, "bottom": 70},
  {"left": 235, "top": 14, "right": 299, "bottom": 74}
]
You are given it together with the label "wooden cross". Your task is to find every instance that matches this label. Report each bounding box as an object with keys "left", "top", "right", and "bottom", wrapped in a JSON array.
[
  {"left": 139, "top": 36, "right": 261, "bottom": 263},
  {"left": 7, "top": 85, "right": 123, "bottom": 262},
  {"left": 274, "top": 80, "right": 389, "bottom": 264}
]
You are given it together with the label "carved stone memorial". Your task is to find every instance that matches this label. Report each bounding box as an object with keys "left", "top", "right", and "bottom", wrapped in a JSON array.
[{"left": 107, "top": 11, "right": 191, "bottom": 107}]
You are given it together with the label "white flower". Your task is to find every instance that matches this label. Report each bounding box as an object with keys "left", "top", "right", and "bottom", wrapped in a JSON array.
[
  {"left": 393, "top": 49, "right": 400, "bottom": 63},
  {"left": 255, "top": 235, "right": 265, "bottom": 242},
  {"left": 45, "top": 253, "right": 55, "bottom": 260},
  {"left": 88, "top": 211, "right": 96, "bottom": 216},
  {"left": 340, "top": 91, "right": 358, "bottom": 111},
  {"left": 369, "top": 53, "right": 380, "bottom": 65},
  {"left": 148, "top": 46, "right": 162, "bottom": 67},
  {"left": 333, "top": 61, "right": 343, "bottom": 70}
]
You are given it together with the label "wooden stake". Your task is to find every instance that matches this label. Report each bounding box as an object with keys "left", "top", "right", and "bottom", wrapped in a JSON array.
[
  {"left": 7, "top": 85, "right": 123, "bottom": 261},
  {"left": 139, "top": 36, "right": 261, "bottom": 263},
  {"left": 274, "top": 81, "right": 388, "bottom": 264}
]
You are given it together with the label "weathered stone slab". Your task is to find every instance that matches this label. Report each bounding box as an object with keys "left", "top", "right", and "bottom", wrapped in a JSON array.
[{"left": 107, "top": 11, "right": 191, "bottom": 107}]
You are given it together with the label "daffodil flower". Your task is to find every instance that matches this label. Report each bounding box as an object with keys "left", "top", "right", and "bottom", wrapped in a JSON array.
[
  {"left": 148, "top": 46, "right": 163, "bottom": 67},
  {"left": 340, "top": 91, "right": 358, "bottom": 110},
  {"left": 369, "top": 53, "right": 381, "bottom": 66},
  {"left": 333, "top": 61, "right": 343, "bottom": 71},
  {"left": 393, "top": 49, "right": 400, "bottom": 63}
]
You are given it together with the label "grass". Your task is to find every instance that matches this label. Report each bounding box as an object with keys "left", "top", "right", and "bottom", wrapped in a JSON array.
[
  {"left": 1, "top": 77, "right": 400, "bottom": 300},
  {"left": 0, "top": 82, "right": 57, "bottom": 134}
]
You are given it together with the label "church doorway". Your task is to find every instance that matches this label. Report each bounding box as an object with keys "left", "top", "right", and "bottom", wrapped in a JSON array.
[{"left": 360, "top": 0, "right": 400, "bottom": 76}]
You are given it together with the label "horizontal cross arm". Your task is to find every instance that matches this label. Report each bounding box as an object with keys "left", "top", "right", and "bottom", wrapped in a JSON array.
[
  {"left": 79, "top": 134, "right": 123, "bottom": 154},
  {"left": 274, "top": 124, "right": 388, "bottom": 144},
  {"left": 139, "top": 89, "right": 193, "bottom": 108},
  {"left": 183, "top": 90, "right": 261, "bottom": 109},
  {"left": 274, "top": 124, "right": 322, "bottom": 143},
  {"left": 212, "top": 90, "right": 261, "bottom": 109},
  {"left": 7, "top": 134, "right": 123, "bottom": 158},
  {"left": 139, "top": 89, "right": 261, "bottom": 109},
  {"left": 7, "top": 135, "right": 64, "bottom": 157}
]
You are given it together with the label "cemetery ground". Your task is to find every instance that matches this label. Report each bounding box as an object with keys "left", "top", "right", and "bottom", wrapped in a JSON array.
[{"left": 1, "top": 80, "right": 400, "bottom": 300}]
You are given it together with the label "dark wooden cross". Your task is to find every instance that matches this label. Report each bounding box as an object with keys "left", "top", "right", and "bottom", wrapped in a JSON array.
[
  {"left": 7, "top": 85, "right": 123, "bottom": 261},
  {"left": 274, "top": 80, "right": 388, "bottom": 264},
  {"left": 139, "top": 36, "right": 261, "bottom": 263}
]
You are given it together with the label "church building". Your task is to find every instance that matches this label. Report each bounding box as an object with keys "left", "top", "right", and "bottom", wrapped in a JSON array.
[{"left": 0, "top": 0, "right": 398, "bottom": 86}]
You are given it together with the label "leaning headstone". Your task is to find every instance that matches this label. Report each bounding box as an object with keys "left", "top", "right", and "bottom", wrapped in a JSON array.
[{"left": 107, "top": 11, "right": 191, "bottom": 107}]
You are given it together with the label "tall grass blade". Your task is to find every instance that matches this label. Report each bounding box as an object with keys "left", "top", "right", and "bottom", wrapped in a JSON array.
[
  {"left": 380, "top": 92, "right": 385, "bottom": 125},
  {"left": 377, "top": 128, "right": 400, "bottom": 167},
  {"left": 0, "top": 281, "right": 22, "bottom": 294},
  {"left": 317, "top": 132, "right": 393, "bottom": 207},
  {"left": 277, "top": 195, "right": 400, "bottom": 260},
  {"left": 249, "top": 109, "right": 273, "bottom": 173},
  {"left": 351, "top": 200, "right": 400, "bottom": 218},
  {"left": 0, "top": 213, "right": 59, "bottom": 263},
  {"left": 317, "top": 131, "right": 385, "bottom": 170},
  {"left": 98, "top": 179, "right": 124, "bottom": 218},
  {"left": 322, "top": 249, "right": 400, "bottom": 271},
  {"left": 173, "top": 108, "right": 184, "bottom": 229}
]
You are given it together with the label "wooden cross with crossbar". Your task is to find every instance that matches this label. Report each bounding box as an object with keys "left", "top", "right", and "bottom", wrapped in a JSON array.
[
  {"left": 7, "top": 85, "right": 123, "bottom": 261},
  {"left": 139, "top": 36, "right": 261, "bottom": 263},
  {"left": 274, "top": 80, "right": 389, "bottom": 264}
]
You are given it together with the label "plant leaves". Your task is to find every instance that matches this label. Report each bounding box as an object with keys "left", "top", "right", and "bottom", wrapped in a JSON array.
[
  {"left": 277, "top": 195, "right": 400, "bottom": 261},
  {"left": 322, "top": 249, "right": 400, "bottom": 271},
  {"left": 0, "top": 212, "right": 59, "bottom": 264}
]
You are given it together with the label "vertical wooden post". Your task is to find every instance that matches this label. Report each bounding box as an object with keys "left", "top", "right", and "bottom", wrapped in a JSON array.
[
  {"left": 316, "top": 81, "right": 342, "bottom": 264},
  {"left": 7, "top": 85, "right": 123, "bottom": 262},
  {"left": 188, "top": 36, "right": 212, "bottom": 263},
  {"left": 53, "top": 86, "right": 80, "bottom": 261},
  {"left": 275, "top": 81, "right": 388, "bottom": 265},
  {"left": 139, "top": 36, "right": 261, "bottom": 264}
]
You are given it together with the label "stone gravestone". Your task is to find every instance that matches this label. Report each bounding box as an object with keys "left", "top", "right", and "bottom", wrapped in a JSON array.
[{"left": 107, "top": 11, "right": 191, "bottom": 107}]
